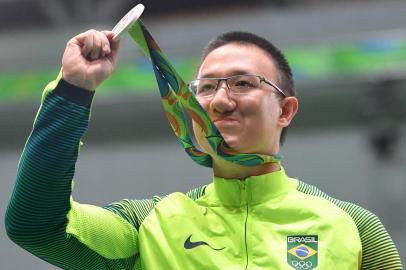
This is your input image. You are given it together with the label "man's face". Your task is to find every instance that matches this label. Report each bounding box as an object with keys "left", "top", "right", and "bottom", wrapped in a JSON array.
[{"left": 193, "top": 43, "right": 284, "bottom": 156}]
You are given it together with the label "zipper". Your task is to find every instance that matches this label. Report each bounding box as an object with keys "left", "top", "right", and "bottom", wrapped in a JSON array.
[
  {"left": 244, "top": 203, "right": 249, "bottom": 270},
  {"left": 242, "top": 181, "right": 249, "bottom": 270}
]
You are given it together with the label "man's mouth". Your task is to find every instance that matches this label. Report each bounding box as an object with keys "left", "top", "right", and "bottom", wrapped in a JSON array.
[{"left": 213, "top": 117, "right": 239, "bottom": 125}]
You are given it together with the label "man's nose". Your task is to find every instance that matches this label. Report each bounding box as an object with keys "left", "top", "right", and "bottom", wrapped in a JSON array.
[
  {"left": 210, "top": 80, "right": 236, "bottom": 113},
  {"left": 212, "top": 80, "right": 233, "bottom": 98},
  {"left": 215, "top": 79, "right": 229, "bottom": 93}
]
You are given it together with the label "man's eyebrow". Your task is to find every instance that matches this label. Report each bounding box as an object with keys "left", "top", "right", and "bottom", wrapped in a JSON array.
[{"left": 198, "top": 69, "right": 253, "bottom": 78}]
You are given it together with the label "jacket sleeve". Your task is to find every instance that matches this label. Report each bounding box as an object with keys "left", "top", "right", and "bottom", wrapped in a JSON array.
[
  {"left": 5, "top": 75, "right": 143, "bottom": 270},
  {"left": 358, "top": 211, "right": 403, "bottom": 270},
  {"left": 297, "top": 180, "right": 403, "bottom": 270}
]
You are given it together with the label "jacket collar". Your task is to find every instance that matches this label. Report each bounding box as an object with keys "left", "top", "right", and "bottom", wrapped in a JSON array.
[{"left": 206, "top": 167, "right": 294, "bottom": 207}]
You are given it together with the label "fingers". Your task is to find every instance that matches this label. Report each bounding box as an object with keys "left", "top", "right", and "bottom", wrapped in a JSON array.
[
  {"left": 102, "top": 31, "right": 121, "bottom": 66},
  {"left": 82, "top": 31, "right": 94, "bottom": 59},
  {"left": 70, "top": 29, "right": 114, "bottom": 61},
  {"left": 90, "top": 34, "right": 101, "bottom": 60},
  {"left": 62, "top": 30, "right": 122, "bottom": 91}
]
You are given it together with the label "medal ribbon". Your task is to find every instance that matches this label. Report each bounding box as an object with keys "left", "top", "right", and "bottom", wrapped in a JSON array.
[{"left": 128, "top": 20, "right": 281, "bottom": 167}]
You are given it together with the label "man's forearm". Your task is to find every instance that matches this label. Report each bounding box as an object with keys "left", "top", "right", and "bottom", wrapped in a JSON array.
[{"left": 5, "top": 78, "right": 93, "bottom": 258}]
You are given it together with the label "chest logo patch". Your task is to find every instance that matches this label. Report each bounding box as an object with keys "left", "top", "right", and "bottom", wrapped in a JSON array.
[
  {"left": 287, "top": 235, "right": 318, "bottom": 270},
  {"left": 184, "top": 234, "right": 225, "bottom": 251}
]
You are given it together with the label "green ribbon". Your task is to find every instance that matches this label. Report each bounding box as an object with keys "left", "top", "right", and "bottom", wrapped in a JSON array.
[{"left": 128, "top": 20, "right": 281, "bottom": 167}]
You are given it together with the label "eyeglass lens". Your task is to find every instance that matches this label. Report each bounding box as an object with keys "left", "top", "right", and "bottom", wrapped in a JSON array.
[{"left": 193, "top": 75, "right": 261, "bottom": 96}]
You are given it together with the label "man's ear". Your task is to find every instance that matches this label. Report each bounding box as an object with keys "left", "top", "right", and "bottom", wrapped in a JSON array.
[{"left": 278, "top": 97, "right": 298, "bottom": 128}]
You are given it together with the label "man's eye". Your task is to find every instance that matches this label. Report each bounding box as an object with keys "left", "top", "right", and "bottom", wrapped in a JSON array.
[
  {"left": 234, "top": 80, "right": 255, "bottom": 88},
  {"left": 198, "top": 83, "right": 216, "bottom": 93}
]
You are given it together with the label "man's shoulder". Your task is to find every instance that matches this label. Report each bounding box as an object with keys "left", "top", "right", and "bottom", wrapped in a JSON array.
[
  {"left": 295, "top": 180, "right": 378, "bottom": 229},
  {"left": 153, "top": 185, "right": 209, "bottom": 207},
  {"left": 185, "top": 185, "right": 208, "bottom": 201},
  {"left": 295, "top": 180, "right": 403, "bottom": 269},
  {"left": 106, "top": 185, "right": 208, "bottom": 223}
]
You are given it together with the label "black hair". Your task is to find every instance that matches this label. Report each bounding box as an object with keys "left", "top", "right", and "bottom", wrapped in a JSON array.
[{"left": 198, "top": 31, "right": 296, "bottom": 144}]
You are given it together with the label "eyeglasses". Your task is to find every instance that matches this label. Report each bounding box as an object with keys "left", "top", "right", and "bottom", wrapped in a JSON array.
[{"left": 188, "top": 74, "right": 286, "bottom": 98}]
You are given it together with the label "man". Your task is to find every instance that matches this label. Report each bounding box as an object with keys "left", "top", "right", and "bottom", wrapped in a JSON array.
[{"left": 5, "top": 29, "right": 403, "bottom": 269}]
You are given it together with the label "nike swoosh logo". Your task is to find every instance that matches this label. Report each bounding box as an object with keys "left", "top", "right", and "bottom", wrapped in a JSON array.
[{"left": 184, "top": 234, "right": 225, "bottom": 251}]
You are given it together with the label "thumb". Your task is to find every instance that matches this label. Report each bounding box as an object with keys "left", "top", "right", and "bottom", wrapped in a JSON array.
[
  {"left": 102, "top": 30, "right": 115, "bottom": 40},
  {"left": 102, "top": 31, "right": 121, "bottom": 65}
]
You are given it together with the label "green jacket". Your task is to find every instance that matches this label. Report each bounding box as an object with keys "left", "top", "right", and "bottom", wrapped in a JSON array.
[{"left": 5, "top": 77, "right": 403, "bottom": 270}]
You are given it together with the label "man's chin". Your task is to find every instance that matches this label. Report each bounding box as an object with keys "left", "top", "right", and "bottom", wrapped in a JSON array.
[
  {"left": 222, "top": 137, "right": 244, "bottom": 152},
  {"left": 223, "top": 139, "right": 267, "bottom": 155}
]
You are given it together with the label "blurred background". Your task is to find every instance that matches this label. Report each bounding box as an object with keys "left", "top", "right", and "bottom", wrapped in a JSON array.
[{"left": 1, "top": 0, "right": 405, "bottom": 269}]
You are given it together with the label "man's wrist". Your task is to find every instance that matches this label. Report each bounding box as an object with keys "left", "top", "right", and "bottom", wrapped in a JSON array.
[{"left": 53, "top": 79, "right": 95, "bottom": 108}]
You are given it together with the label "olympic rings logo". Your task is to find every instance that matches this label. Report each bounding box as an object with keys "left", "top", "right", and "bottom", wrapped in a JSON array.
[{"left": 291, "top": 260, "right": 313, "bottom": 269}]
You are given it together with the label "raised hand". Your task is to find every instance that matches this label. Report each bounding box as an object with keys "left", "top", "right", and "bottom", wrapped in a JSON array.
[{"left": 62, "top": 30, "right": 120, "bottom": 91}]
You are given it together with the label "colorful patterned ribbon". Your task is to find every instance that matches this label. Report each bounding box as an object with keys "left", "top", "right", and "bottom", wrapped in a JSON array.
[{"left": 128, "top": 20, "right": 281, "bottom": 167}]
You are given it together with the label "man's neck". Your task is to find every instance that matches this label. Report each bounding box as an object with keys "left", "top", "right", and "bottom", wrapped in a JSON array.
[{"left": 212, "top": 155, "right": 281, "bottom": 180}]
